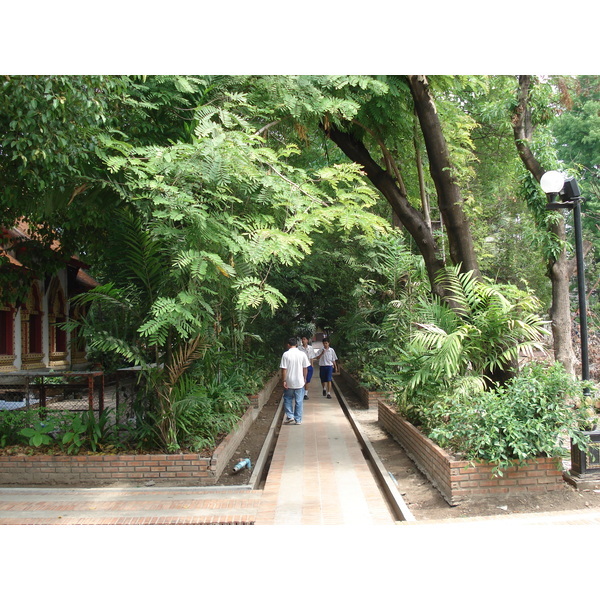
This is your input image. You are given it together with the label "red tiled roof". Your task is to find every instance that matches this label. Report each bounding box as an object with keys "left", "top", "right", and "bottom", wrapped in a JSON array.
[
  {"left": 75, "top": 269, "right": 98, "bottom": 289},
  {"left": 2, "top": 219, "right": 91, "bottom": 270},
  {"left": 1, "top": 219, "right": 97, "bottom": 288}
]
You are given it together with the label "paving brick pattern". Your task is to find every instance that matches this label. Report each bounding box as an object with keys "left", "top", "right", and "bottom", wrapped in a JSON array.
[
  {"left": 254, "top": 378, "right": 396, "bottom": 525},
  {"left": 0, "top": 487, "right": 262, "bottom": 525}
]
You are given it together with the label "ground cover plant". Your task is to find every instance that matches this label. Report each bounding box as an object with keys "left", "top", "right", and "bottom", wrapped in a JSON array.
[{"left": 0, "top": 408, "right": 129, "bottom": 455}]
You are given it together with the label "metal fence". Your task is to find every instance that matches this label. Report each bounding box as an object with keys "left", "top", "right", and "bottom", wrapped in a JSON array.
[
  {"left": 0, "top": 371, "right": 105, "bottom": 414},
  {"left": 113, "top": 367, "right": 143, "bottom": 420}
]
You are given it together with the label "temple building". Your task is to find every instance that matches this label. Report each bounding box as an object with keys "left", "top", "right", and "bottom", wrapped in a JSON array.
[{"left": 0, "top": 221, "right": 98, "bottom": 373}]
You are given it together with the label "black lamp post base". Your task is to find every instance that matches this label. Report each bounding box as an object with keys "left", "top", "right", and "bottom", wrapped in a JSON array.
[
  {"left": 567, "top": 430, "right": 600, "bottom": 488},
  {"left": 563, "top": 470, "right": 600, "bottom": 491}
]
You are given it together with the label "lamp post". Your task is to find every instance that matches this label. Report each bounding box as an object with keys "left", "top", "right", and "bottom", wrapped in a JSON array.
[
  {"left": 540, "top": 171, "right": 599, "bottom": 479},
  {"left": 540, "top": 171, "right": 589, "bottom": 382}
]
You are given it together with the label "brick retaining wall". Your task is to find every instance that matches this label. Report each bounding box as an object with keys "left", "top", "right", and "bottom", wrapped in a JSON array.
[
  {"left": 0, "top": 452, "right": 215, "bottom": 487},
  {"left": 0, "top": 372, "right": 280, "bottom": 487},
  {"left": 378, "top": 400, "right": 565, "bottom": 506},
  {"left": 338, "top": 367, "right": 392, "bottom": 408}
]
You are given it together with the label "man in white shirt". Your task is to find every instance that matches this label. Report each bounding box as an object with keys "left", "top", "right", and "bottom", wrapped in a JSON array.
[
  {"left": 298, "top": 336, "right": 317, "bottom": 399},
  {"left": 280, "top": 337, "right": 310, "bottom": 424},
  {"left": 315, "top": 338, "right": 338, "bottom": 399}
]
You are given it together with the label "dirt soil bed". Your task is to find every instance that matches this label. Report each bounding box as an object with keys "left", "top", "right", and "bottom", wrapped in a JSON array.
[
  {"left": 216, "top": 381, "right": 284, "bottom": 487},
  {"left": 219, "top": 375, "right": 600, "bottom": 520}
]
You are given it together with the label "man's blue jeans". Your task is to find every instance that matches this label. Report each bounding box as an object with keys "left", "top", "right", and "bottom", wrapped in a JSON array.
[{"left": 283, "top": 387, "right": 305, "bottom": 423}]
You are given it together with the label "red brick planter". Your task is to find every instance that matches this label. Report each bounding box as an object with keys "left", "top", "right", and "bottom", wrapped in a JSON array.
[
  {"left": 378, "top": 400, "right": 565, "bottom": 506},
  {"left": 0, "top": 452, "right": 215, "bottom": 487},
  {"left": 0, "top": 372, "right": 280, "bottom": 488},
  {"left": 338, "top": 367, "right": 392, "bottom": 408}
]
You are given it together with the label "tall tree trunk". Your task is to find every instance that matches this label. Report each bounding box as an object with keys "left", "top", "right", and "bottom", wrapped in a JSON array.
[
  {"left": 512, "top": 75, "right": 577, "bottom": 374},
  {"left": 413, "top": 115, "right": 432, "bottom": 230},
  {"left": 550, "top": 246, "right": 577, "bottom": 373},
  {"left": 325, "top": 76, "right": 482, "bottom": 296},
  {"left": 325, "top": 125, "right": 448, "bottom": 297},
  {"left": 407, "top": 75, "right": 480, "bottom": 278}
]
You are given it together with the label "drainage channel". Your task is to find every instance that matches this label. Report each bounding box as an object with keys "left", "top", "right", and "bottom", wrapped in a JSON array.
[
  {"left": 332, "top": 378, "right": 416, "bottom": 522},
  {"left": 247, "top": 398, "right": 285, "bottom": 490},
  {"left": 198, "top": 396, "right": 284, "bottom": 493}
]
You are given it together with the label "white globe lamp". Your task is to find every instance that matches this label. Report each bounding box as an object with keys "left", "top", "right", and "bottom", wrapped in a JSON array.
[{"left": 540, "top": 170, "right": 565, "bottom": 194}]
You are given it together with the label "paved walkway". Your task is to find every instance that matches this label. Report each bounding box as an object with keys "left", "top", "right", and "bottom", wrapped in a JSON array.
[
  {"left": 254, "top": 375, "right": 395, "bottom": 524},
  {"left": 1, "top": 352, "right": 600, "bottom": 526},
  {"left": 0, "top": 362, "right": 396, "bottom": 525},
  {"left": 0, "top": 486, "right": 263, "bottom": 525}
]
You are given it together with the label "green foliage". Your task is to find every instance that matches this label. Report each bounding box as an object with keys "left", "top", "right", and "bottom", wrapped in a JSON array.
[
  {"left": 70, "top": 87, "right": 389, "bottom": 451},
  {"left": 0, "top": 411, "right": 32, "bottom": 447},
  {"left": 426, "top": 362, "right": 595, "bottom": 475},
  {"left": 131, "top": 356, "right": 260, "bottom": 453},
  {"left": 172, "top": 374, "right": 249, "bottom": 452},
  {"left": 60, "top": 414, "right": 88, "bottom": 454},
  {"left": 0, "top": 407, "right": 134, "bottom": 454},
  {"left": 348, "top": 265, "right": 549, "bottom": 426},
  {"left": 18, "top": 416, "right": 61, "bottom": 447},
  {"left": 447, "top": 77, "right": 549, "bottom": 307},
  {"left": 1, "top": 410, "right": 72, "bottom": 448},
  {"left": 0, "top": 75, "right": 227, "bottom": 280},
  {"left": 427, "top": 266, "right": 548, "bottom": 375},
  {"left": 553, "top": 76, "right": 600, "bottom": 172},
  {"left": 406, "top": 265, "right": 544, "bottom": 373},
  {"left": 6, "top": 74, "right": 589, "bottom": 459},
  {"left": 60, "top": 410, "right": 115, "bottom": 454},
  {"left": 551, "top": 75, "right": 600, "bottom": 278},
  {"left": 0, "top": 75, "right": 118, "bottom": 205},
  {"left": 334, "top": 230, "right": 430, "bottom": 383}
]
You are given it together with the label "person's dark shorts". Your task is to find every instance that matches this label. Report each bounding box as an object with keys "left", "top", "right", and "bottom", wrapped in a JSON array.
[
  {"left": 320, "top": 365, "right": 333, "bottom": 383},
  {"left": 306, "top": 365, "right": 313, "bottom": 383}
]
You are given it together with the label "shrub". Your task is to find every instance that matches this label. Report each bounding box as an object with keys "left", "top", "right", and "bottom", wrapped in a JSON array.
[
  {"left": 131, "top": 366, "right": 255, "bottom": 453},
  {"left": 426, "top": 361, "right": 596, "bottom": 475},
  {"left": 61, "top": 409, "right": 118, "bottom": 454},
  {"left": 0, "top": 407, "right": 128, "bottom": 454}
]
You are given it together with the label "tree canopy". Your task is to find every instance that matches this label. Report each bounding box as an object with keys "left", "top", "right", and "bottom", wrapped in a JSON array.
[{"left": 2, "top": 74, "right": 592, "bottom": 388}]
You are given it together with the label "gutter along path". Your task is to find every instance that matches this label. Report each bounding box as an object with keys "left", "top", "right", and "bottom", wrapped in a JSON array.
[{"left": 253, "top": 374, "right": 396, "bottom": 525}]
